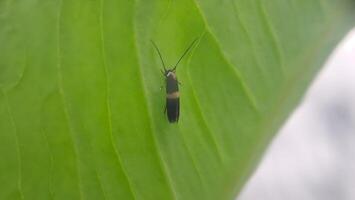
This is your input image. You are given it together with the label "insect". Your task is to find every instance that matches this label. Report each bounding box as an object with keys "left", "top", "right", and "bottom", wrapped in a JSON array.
[{"left": 151, "top": 38, "right": 198, "bottom": 123}]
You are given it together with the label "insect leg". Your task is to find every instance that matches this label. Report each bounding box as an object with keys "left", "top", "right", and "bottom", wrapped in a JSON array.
[{"left": 163, "top": 104, "right": 167, "bottom": 114}]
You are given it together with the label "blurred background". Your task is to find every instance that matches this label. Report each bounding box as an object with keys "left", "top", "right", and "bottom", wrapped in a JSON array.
[{"left": 238, "top": 28, "right": 355, "bottom": 200}]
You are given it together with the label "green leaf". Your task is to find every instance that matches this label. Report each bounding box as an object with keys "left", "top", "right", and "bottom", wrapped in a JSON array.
[{"left": 0, "top": 0, "right": 354, "bottom": 199}]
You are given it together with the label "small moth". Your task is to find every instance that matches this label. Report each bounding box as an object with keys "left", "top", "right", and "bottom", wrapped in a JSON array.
[{"left": 151, "top": 38, "right": 198, "bottom": 123}]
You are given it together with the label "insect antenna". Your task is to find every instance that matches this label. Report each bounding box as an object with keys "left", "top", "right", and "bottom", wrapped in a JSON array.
[
  {"left": 173, "top": 38, "right": 198, "bottom": 71},
  {"left": 151, "top": 40, "right": 167, "bottom": 72}
]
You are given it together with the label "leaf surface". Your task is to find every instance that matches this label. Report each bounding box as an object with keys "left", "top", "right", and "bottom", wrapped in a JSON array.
[{"left": 0, "top": 0, "right": 354, "bottom": 199}]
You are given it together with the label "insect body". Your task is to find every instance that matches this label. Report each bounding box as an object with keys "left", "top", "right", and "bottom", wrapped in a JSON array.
[
  {"left": 165, "top": 70, "right": 180, "bottom": 122},
  {"left": 151, "top": 38, "right": 198, "bottom": 123}
]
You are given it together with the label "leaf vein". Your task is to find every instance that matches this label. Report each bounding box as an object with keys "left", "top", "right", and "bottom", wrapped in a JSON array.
[
  {"left": 99, "top": 0, "right": 138, "bottom": 199},
  {"left": 132, "top": 0, "right": 179, "bottom": 199},
  {"left": 191, "top": 0, "right": 260, "bottom": 112},
  {"left": 185, "top": 34, "right": 226, "bottom": 164},
  {"left": 230, "top": 1, "right": 269, "bottom": 83},
  {"left": 257, "top": 0, "right": 285, "bottom": 77},
  {"left": 40, "top": 127, "right": 54, "bottom": 200},
  {"left": 2, "top": 89, "right": 24, "bottom": 200},
  {"left": 56, "top": 1, "right": 83, "bottom": 199}
]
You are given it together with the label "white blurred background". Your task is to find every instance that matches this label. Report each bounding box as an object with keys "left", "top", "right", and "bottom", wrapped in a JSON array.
[{"left": 238, "top": 28, "right": 355, "bottom": 200}]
